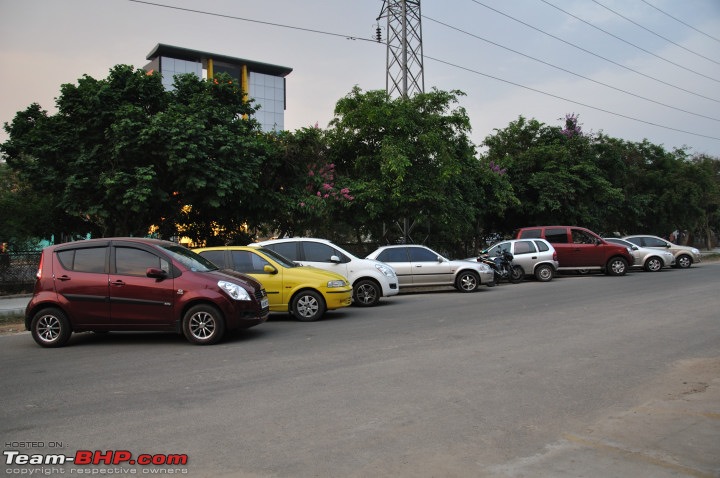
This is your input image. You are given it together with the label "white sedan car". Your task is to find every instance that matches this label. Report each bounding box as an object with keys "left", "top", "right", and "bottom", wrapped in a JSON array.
[
  {"left": 366, "top": 244, "right": 494, "bottom": 292},
  {"left": 604, "top": 237, "right": 674, "bottom": 272}
]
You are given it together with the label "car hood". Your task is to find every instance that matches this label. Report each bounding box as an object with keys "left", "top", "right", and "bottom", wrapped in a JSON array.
[{"left": 212, "top": 269, "right": 264, "bottom": 290}]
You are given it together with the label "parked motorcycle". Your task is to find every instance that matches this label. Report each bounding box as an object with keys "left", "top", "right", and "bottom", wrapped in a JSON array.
[{"left": 476, "top": 249, "right": 524, "bottom": 285}]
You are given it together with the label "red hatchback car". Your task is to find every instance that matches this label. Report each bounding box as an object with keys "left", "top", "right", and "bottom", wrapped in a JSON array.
[{"left": 25, "top": 238, "right": 269, "bottom": 347}]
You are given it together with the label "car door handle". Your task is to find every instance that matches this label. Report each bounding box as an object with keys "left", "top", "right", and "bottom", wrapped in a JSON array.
[
  {"left": 57, "top": 275, "right": 71, "bottom": 281},
  {"left": 110, "top": 280, "right": 126, "bottom": 287}
]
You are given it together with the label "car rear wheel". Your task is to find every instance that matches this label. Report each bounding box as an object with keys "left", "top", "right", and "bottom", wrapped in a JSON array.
[
  {"left": 510, "top": 265, "right": 524, "bottom": 283},
  {"left": 291, "top": 290, "right": 326, "bottom": 321},
  {"left": 353, "top": 279, "right": 380, "bottom": 307},
  {"left": 182, "top": 304, "right": 225, "bottom": 345},
  {"left": 31, "top": 307, "right": 72, "bottom": 348},
  {"left": 534, "top": 264, "right": 554, "bottom": 282},
  {"left": 606, "top": 257, "right": 628, "bottom": 276},
  {"left": 675, "top": 254, "right": 692, "bottom": 269},
  {"left": 644, "top": 256, "right": 663, "bottom": 272},
  {"left": 456, "top": 270, "right": 480, "bottom": 292}
]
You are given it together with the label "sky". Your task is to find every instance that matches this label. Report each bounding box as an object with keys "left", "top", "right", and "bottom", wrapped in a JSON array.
[{"left": 1, "top": 0, "right": 719, "bottom": 158}]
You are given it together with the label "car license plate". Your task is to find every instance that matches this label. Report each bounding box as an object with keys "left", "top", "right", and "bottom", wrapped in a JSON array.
[{"left": 261, "top": 297, "right": 269, "bottom": 309}]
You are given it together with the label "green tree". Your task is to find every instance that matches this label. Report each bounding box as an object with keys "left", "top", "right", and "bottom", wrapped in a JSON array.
[{"left": 326, "top": 87, "right": 509, "bottom": 252}]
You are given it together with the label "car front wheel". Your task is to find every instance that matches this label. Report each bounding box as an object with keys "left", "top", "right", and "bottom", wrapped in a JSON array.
[
  {"left": 456, "top": 271, "right": 480, "bottom": 292},
  {"left": 675, "top": 254, "right": 692, "bottom": 269},
  {"left": 31, "top": 307, "right": 72, "bottom": 348},
  {"left": 291, "top": 290, "right": 326, "bottom": 321},
  {"left": 644, "top": 256, "right": 663, "bottom": 272},
  {"left": 606, "top": 257, "right": 628, "bottom": 276},
  {"left": 353, "top": 279, "right": 380, "bottom": 307},
  {"left": 182, "top": 304, "right": 225, "bottom": 345}
]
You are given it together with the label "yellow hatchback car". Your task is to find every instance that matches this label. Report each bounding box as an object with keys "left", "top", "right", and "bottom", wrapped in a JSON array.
[{"left": 193, "top": 246, "right": 352, "bottom": 321}]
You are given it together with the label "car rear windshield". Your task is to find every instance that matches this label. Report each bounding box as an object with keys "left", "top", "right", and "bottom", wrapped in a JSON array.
[{"left": 161, "top": 245, "right": 218, "bottom": 272}]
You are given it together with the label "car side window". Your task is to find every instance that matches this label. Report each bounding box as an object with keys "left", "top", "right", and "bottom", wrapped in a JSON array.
[
  {"left": 378, "top": 248, "right": 409, "bottom": 262},
  {"left": 198, "top": 251, "right": 226, "bottom": 268},
  {"left": 266, "top": 242, "right": 298, "bottom": 261},
  {"left": 571, "top": 229, "right": 594, "bottom": 244},
  {"left": 519, "top": 229, "right": 541, "bottom": 239},
  {"left": 514, "top": 241, "right": 535, "bottom": 255},
  {"left": 644, "top": 237, "right": 667, "bottom": 247},
  {"left": 408, "top": 247, "right": 438, "bottom": 262},
  {"left": 303, "top": 242, "right": 336, "bottom": 262},
  {"left": 534, "top": 240, "right": 549, "bottom": 252},
  {"left": 545, "top": 228, "right": 568, "bottom": 243},
  {"left": 115, "top": 247, "right": 165, "bottom": 276},
  {"left": 625, "top": 237, "right": 642, "bottom": 247},
  {"left": 57, "top": 247, "right": 108, "bottom": 273},
  {"left": 231, "top": 250, "right": 270, "bottom": 273}
]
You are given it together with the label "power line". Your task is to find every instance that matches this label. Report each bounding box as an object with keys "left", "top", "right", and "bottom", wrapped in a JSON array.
[
  {"left": 590, "top": 0, "right": 720, "bottom": 67},
  {"left": 538, "top": 0, "right": 720, "bottom": 84},
  {"left": 640, "top": 0, "right": 720, "bottom": 44},
  {"left": 468, "top": 0, "right": 720, "bottom": 104},
  {"left": 424, "top": 54, "right": 720, "bottom": 142},
  {"left": 424, "top": 15, "right": 720, "bottom": 123},
  {"left": 127, "top": 0, "right": 377, "bottom": 43}
]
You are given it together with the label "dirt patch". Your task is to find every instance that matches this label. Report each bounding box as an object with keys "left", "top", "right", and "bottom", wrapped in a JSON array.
[{"left": 0, "top": 317, "right": 25, "bottom": 335}]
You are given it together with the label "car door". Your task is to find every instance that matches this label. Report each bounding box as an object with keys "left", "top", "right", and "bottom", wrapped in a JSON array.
[
  {"left": 407, "top": 246, "right": 453, "bottom": 286},
  {"left": 375, "top": 247, "right": 412, "bottom": 286},
  {"left": 566, "top": 228, "right": 604, "bottom": 267},
  {"left": 509, "top": 240, "right": 537, "bottom": 273},
  {"left": 230, "top": 249, "right": 285, "bottom": 311},
  {"left": 108, "top": 245, "right": 175, "bottom": 329},
  {"left": 298, "top": 241, "right": 351, "bottom": 280},
  {"left": 52, "top": 245, "right": 110, "bottom": 327}
]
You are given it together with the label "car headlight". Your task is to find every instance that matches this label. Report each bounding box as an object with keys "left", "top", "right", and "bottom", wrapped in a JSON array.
[
  {"left": 691, "top": 248, "right": 700, "bottom": 254},
  {"left": 375, "top": 263, "right": 396, "bottom": 278},
  {"left": 327, "top": 279, "right": 347, "bottom": 288},
  {"left": 478, "top": 263, "right": 491, "bottom": 272},
  {"left": 218, "top": 280, "right": 251, "bottom": 301}
]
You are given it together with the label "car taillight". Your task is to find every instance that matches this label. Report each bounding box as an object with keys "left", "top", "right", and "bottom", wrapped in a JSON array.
[
  {"left": 553, "top": 251, "right": 558, "bottom": 261},
  {"left": 36, "top": 252, "right": 44, "bottom": 280}
]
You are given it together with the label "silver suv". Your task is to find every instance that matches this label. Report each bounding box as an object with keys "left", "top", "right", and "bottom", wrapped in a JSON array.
[
  {"left": 252, "top": 238, "right": 399, "bottom": 307},
  {"left": 366, "top": 244, "right": 494, "bottom": 292}
]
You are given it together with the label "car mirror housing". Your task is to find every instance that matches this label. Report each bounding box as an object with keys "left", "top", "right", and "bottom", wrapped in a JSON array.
[
  {"left": 263, "top": 264, "right": 278, "bottom": 274},
  {"left": 330, "top": 255, "right": 341, "bottom": 263},
  {"left": 146, "top": 268, "right": 167, "bottom": 280}
]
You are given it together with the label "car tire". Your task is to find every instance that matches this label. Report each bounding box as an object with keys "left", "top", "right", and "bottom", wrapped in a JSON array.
[
  {"left": 291, "top": 290, "right": 326, "bottom": 322},
  {"left": 644, "top": 256, "right": 664, "bottom": 272},
  {"left": 606, "top": 257, "right": 628, "bottom": 276},
  {"left": 456, "top": 270, "right": 480, "bottom": 292},
  {"left": 182, "top": 304, "right": 225, "bottom": 345},
  {"left": 353, "top": 279, "right": 381, "bottom": 307},
  {"left": 534, "top": 264, "right": 554, "bottom": 282},
  {"left": 510, "top": 265, "right": 524, "bottom": 283},
  {"left": 675, "top": 254, "right": 692, "bottom": 269},
  {"left": 31, "top": 307, "right": 72, "bottom": 348}
]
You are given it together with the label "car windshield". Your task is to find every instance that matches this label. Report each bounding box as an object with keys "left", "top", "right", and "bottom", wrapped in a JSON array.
[
  {"left": 161, "top": 245, "right": 219, "bottom": 272},
  {"left": 257, "top": 247, "right": 298, "bottom": 268}
]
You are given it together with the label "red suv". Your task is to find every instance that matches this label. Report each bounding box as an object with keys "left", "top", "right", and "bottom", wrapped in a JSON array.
[
  {"left": 25, "top": 238, "right": 269, "bottom": 347},
  {"left": 515, "top": 226, "right": 634, "bottom": 276}
]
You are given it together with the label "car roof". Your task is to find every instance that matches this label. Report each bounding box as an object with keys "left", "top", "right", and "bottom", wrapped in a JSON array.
[{"left": 255, "top": 237, "right": 333, "bottom": 244}]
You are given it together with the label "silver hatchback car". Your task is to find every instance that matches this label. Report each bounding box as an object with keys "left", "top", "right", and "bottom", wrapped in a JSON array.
[
  {"left": 604, "top": 237, "right": 674, "bottom": 272},
  {"left": 622, "top": 235, "right": 702, "bottom": 269},
  {"left": 481, "top": 238, "right": 559, "bottom": 282},
  {"left": 366, "top": 245, "right": 494, "bottom": 292}
]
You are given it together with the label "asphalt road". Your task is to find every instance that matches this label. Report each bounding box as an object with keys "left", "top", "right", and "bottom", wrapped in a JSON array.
[{"left": 1, "top": 264, "right": 719, "bottom": 477}]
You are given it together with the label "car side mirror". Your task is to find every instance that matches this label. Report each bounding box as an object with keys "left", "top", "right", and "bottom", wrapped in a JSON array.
[
  {"left": 146, "top": 268, "right": 167, "bottom": 280},
  {"left": 330, "top": 255, "right": 341, "bottom": 263},
  {"left": 263, "top": 264, "right": 278, "bottom": 274}
]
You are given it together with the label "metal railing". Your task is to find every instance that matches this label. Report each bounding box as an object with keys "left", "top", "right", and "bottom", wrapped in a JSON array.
[{"left": 0, "top": 252, "right": 40, "bottom": 295}]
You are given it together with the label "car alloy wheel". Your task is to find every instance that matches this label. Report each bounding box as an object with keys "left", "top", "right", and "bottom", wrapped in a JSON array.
[
  {"left": 353, "top": 280, "right": 380, "bottom": 307},
  {"left": 644, "top": 257, "right": 663, "bottom": 272},
  {"left": 31, "top": 307, "right": 71, "bottom": 348},
  {"left": 183, "top": 304, "right": 225, "bottom": 345},
  {"left": 292, "top": 290, "right": 326, "bottom": 322},
  {"left": 676, "top": 254, "right": 692, "bottom": 269},
  {"left": 456, "top": 271, "right": 480, "bottom": 292}
]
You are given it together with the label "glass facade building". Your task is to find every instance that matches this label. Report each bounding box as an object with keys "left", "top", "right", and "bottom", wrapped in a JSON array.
[{"left": 145, "top": 44, "right": 292, "bottom": 133}]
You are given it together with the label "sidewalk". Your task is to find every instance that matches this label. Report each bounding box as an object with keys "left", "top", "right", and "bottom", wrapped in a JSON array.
[{"left": 0, "top": 294, "right": 30, "bottom": 318}]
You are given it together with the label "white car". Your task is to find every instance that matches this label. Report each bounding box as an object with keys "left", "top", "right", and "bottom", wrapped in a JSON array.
[
  {"left": 251, "top": 238, "right": 399, "bottom": 307},
  {"left": 622, "top": 235, "right": 701, "bottom": 269},
  {"left": 480, "top": 238, "right": 559, "bottom": 281},
  {"left": 604, "top": 237, "right": 674, "bottom": 272},
  {"left": 366, "top": 244, "right": 494, "bottom": 292}
]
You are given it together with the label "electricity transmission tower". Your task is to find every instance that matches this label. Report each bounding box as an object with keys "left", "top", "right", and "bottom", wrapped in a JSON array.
[
  {"left": 376, "top": 0, "right": 425, "bottom": 243},
  {"left": 377, "top": 0, "right": 425, "bottom": 98}
]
